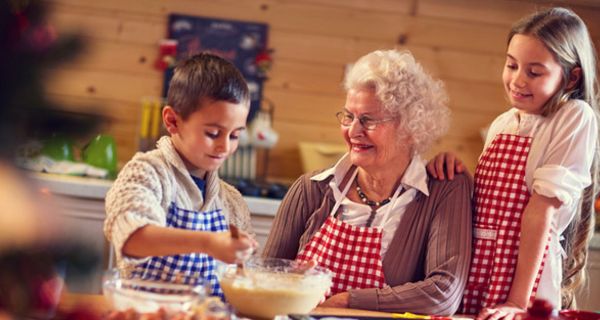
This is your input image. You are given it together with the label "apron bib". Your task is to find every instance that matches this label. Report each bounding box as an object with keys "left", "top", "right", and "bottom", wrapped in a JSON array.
[
  {"left": 132, "top": 202, "right": 228, "bottom": 298},
  {"left": 462, "top": 134, "right": 549, "bottom": 314},
  {"left": 296, "top": 168, "right": 401, "bottom": 296},
  {"left": 297, "top": 215, "right": 386, "bottom": 296}
]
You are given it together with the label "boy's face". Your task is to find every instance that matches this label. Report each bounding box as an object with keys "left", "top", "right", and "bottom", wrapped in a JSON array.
[{"left": 166, "top": 99, "right": 249, "bottom": 177}]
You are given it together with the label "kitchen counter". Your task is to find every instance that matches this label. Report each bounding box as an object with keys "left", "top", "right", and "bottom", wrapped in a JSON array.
[
  {"left": 58, "top": 292, "right": 401, "bottom": 319},
  {"left": 30, "top": 172, "right": 281, "bottom": 216},
  {"left": 32, "top": 172, "right": 113, "bottom": 199}
]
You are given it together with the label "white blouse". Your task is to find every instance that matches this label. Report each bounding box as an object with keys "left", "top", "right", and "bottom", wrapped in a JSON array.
[
  {"left": 311, "top": 153, "right": 429, "bottom": 258},
  {"left": 483, "top": 99, "right": 597, "bottom": 306}
]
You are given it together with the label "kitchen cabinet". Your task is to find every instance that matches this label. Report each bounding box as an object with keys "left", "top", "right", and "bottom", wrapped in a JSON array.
[
  {"left": 51, "top": 193, "right": 108, "bottom": 293},
  {"left": 32, "top": 173, "right": 112, "bottom": 294},
  {"left": 30, "top": 173, "right": 280, "bottom": 293}
]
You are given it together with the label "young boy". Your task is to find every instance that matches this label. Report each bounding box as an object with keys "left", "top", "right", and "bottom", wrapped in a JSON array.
[{"left": 104, "top": 53, "right": 256, "bottom": 297}]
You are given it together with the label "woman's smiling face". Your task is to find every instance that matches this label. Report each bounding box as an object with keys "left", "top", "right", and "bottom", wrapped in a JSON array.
[{"left": 341, "top": 87, "right": 409, "bottom": 171}]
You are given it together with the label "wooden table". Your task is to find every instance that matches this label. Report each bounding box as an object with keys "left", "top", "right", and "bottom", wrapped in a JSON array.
[{"left": 58, "top": 293, "right": 396, "bottom": 318}]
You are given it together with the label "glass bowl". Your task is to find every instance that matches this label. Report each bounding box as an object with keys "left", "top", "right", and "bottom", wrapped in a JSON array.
[
  {"left": 218, "top": 257, "right": 333, "bottom": 319},
  {"left": 102, "top": 268, "right": 207, "bottom": 316}
]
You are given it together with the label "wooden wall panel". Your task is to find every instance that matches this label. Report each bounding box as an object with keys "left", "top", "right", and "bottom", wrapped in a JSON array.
[
  {"left": 266, "top": 60, "right": 345, "bottom": 95},
  {"left": 418, "top": 0, "right": 600, "bottom": 51},
  {"left": 294, "top": 0, "right": 414, "bottom": 14},
  {"left": 43, "top": 0, "right": 600, "bottom": 182},
  {"left": 264, "top": 89, "right": 344, "bottom": 125},
  {"left": 49, "top": 5, "right": 165, "bottom": 45},
  {"left": 392, "top": 45, "right": 506, "bottom": 84},
  {"left": 270, "top": 30, "right": 391, "bottom": 65},
  {"left": 418, "top": 0, "right": 538, "bottom": 26},
  {"left": 419, "top": 0, "right": 600, "bottom": 34},
  {"left": 46, "top": 69, "right": 162, "bottom": 103},
  {"left": 68, "top": 41, "right": 157, "bottom": 75},
  {"left": 49, "top": 0, "right": 509, "bottom": 53},
  {"left": 444, "top": 80, "right": 506, "bottom": 115}
]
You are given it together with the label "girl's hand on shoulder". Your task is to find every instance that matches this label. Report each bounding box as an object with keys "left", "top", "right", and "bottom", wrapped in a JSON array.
[
  {"left": 476, "top": 302, "right": 525, "bottom": 320},
  {"left": 426, "top": 152, "right": 466, "bottom": 180}
]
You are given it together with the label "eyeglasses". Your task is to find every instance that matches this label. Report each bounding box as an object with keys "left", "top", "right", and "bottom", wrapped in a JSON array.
[{"left": 335, "top": 111, "right": 396, "bottom": 130}]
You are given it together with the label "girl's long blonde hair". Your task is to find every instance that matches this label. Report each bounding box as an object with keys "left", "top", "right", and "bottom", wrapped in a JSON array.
[{"left": 509, "top": 7, "right": 599, "bottom": 308}]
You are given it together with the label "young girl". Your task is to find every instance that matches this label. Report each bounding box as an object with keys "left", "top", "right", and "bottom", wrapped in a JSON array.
[{"left": 428, "top": 7, "right": 599, "bottom": 317}]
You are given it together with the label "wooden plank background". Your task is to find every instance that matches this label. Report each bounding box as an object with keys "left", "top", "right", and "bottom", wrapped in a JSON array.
[{"left": 43, "top": 0, "right": 600, "bottom": 182}]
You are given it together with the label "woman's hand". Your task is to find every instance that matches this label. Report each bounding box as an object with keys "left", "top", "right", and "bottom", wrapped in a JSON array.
[
  {"left": 476, "top": 302, "right": 525, "bottom": 320},
  {"left": 426, "top": 152, "right": 466, "bottom": 180},
  {"left": 294, "top": 258, "right": 318, "bottom": 273},
  {"left": 319, "top": 292, "right": 350, "bottom": 308}
]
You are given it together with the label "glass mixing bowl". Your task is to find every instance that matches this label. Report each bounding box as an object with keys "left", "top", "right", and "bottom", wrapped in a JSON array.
[
  {"left": 218, "top": 257, "right": 333, "bottom": 319},
  {"left": 102, "top": 268, "right": 207, "bottom": 316}
]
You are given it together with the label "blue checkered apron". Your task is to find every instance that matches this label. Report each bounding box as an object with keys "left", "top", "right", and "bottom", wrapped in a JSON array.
[{"left": 132, "top": 202, "right": 228, "bottom": 298}]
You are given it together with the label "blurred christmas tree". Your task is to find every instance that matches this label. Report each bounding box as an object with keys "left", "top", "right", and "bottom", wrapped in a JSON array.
[
  {"left": 0, "top": 0, "right": 103, "bottom": 318},
  {"left": 0, "top": 0, "right": 101, "bottom": 158}
]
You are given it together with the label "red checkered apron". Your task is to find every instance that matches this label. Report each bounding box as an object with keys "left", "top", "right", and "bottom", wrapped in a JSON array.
[
  {"left": 462, "top": 134, "right": 550, "bottom": 314},
  {"left": 296, "top": 169, "right": 387, "bottom": 296}
]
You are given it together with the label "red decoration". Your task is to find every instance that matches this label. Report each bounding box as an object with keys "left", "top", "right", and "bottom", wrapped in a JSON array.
[
  {"left": 255, "top": 48, "right": 273, "bottom": 78},
  {"left": 154, "top": 39, "right": 178, "bottom": 70},
  {"left": 35, "top": 276, "right": 62, "bottom": 310},
  {"left": 26, "top": 23, "right": 57, "bottom": 51},
  {"left": 61, "top": 306, "right": 102, "bottom": 320}
]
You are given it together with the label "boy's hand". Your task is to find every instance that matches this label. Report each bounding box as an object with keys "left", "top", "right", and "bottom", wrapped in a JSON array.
[
  {"left": 205, "top": 230, "right": 257, "bottom": 264},
  {"left": 426, "top": 152, "right": 465, "bottom": 180}
]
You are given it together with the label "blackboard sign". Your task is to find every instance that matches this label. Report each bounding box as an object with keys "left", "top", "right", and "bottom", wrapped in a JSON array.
[{"left": 165, "top": 14, "right": 269, "bottom": 122}]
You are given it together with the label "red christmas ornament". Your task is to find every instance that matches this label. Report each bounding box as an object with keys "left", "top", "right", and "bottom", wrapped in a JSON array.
[
  {"left": 255, "top": 49, "right": 273, "bottom": 78},
  {"left": 35, "top": 276, "right": 62, "bottom": 310},
  {"left": 155, "top": 39, "right": 178, "bottom": 70}
]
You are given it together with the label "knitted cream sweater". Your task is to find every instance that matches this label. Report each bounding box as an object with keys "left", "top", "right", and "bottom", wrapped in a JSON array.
[{"left": 104, "top": 136, "right": 253, "bottom": 268}]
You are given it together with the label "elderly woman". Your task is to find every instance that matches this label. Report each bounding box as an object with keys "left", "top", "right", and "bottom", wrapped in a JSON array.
[{"left": 262, "top": 50, "right": 473, "bottom": 315}]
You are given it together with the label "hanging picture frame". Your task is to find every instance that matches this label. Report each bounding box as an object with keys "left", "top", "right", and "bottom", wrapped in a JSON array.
[{"left": 164, "top": 14, "right": 269, "bottom": 122}]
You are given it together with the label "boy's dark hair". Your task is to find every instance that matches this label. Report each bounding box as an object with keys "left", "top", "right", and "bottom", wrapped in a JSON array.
[{"left": 167, "top": 53, "right": 249, "bottom": 120}]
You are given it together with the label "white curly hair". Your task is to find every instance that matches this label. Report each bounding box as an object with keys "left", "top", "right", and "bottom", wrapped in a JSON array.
[{"left": 344, "top": 49, "right": 450, "bottom": 155}]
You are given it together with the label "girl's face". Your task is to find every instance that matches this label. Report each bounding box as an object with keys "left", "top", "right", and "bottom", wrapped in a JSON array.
[
  {"left": 502, "top": 34, "right": 564, "bottom": 114},
  {"left": 341, "top": 87, "right": 409, "bottom": 171},
  {"left": 167, "top": 99, "right": 248, "bottom": 177}
]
